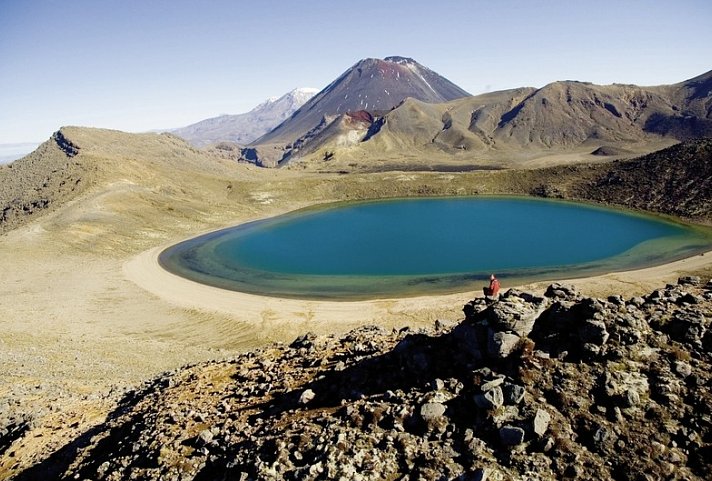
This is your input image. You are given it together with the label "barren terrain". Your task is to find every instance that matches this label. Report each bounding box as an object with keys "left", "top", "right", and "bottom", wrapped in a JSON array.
[{"left": 1, "top": 128, "right": 711, "bottom": 478}]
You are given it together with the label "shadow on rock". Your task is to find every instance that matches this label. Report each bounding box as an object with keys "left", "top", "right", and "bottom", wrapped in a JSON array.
[{"left": 12, "top": 378, "right": 172, "bottom": 481}]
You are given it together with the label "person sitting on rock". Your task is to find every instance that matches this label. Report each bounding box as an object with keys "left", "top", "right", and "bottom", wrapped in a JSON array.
[{"left": 483, "top": 274, "right": 501, "bottom": 300}]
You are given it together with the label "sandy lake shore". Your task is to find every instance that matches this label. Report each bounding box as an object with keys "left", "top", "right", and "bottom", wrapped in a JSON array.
[{"left": 126, "top": 243, "right": 712, "bottom": 332}]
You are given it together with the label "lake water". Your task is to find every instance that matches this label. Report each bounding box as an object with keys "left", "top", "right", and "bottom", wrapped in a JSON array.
[{"left": 159, "top": 197, "right": 712, "bottom": 299}]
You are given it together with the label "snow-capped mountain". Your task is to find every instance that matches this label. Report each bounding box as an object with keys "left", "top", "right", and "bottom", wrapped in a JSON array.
[
  {"left": 244, "top": 56, "right": 471, "bottom": 165},
  {"left": 171, "top": 88, "right": 318, "bottom": 147}
]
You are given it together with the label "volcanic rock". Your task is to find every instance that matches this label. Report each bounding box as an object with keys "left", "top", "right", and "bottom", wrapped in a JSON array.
[{"left": 9, "top": 281, "right": 712, "bottom": 481}]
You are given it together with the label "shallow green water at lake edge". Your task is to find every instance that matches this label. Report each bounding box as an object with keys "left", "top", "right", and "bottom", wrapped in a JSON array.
[{"left": 159, "top": 197, "right": 712, "bottom": 300}]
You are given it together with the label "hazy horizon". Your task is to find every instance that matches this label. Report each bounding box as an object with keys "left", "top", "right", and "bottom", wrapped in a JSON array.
[
  {"left": 0, "top": 142, "right": 42, "bottom": 164},
  {"left": 1, "top": 0, "right": 711, "bottom": 144}
]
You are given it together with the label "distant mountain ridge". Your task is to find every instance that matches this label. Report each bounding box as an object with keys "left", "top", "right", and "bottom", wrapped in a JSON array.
[
  {"left": 170, "top": 88, "right": 318, "bottom": 147},
  {"left": 243, "top": 56, "right": 472, "bottom": 166},
  {"left": 237, "top": 58, "right": 711, "bottom": 170}
]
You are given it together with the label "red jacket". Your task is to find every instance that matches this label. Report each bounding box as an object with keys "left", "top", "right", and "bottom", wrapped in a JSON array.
[{"left": 489, "top": 278, "right": 501, "bottom": 296}]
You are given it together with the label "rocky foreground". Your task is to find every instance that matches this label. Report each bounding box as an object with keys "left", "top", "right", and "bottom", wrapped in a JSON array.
[{"left": 5, "top": 278, "right": 712, "bottom": 480}]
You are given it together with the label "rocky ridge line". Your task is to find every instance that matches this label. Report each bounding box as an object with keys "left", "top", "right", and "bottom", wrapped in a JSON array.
[
  {"left": 0, "top": 130, "right": 91, "bottom": 234},
  {"left": 7, "top": 277, "right": 712, "bottom": 480}
]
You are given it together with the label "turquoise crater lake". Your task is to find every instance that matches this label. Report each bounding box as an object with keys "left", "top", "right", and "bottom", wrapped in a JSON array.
[{"left": 159, "top": 197, "right": 712, "bottom": 300}]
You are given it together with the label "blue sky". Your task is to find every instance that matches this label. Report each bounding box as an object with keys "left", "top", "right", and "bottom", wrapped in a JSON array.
[{"left": 1, "top": 0, "right": 711, "bottom": 143}]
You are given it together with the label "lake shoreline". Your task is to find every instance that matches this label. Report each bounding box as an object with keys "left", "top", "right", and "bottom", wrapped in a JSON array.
[
  {"left": 156, "top": 196, "right": 712, "bottom": 300},
  {"left": 126, "top": 239, "right": 712, "bottom": 328}
]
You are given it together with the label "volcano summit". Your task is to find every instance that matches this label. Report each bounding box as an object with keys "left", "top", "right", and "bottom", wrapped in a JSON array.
[{"left": 243, "top": 56, "right": 471, "bottom": 166}]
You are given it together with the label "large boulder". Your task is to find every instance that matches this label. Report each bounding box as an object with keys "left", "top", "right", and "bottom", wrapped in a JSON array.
[
  {"left": 544, "top": 283, "right": 581, "bottom": 300},
  {"left": 485, "top": 291, "right": 549, "bottom": 337},
  {"left": 456, "top": 289, "right": 550, "bottom": 360},
  {"left": 451, "top": 322, "right": 486, "bottom": 361},
  {"left": 419, "top": 402, "right": 448, "bottom": 432},
  {"left": 663, "top": 309, "right": 708, "bottom": 347}
]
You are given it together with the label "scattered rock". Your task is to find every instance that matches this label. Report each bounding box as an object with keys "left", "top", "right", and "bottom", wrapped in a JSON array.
[
  {"left": 678, "top": 276, "right": 701, "bottom": 286},
  {"left": 591, "top": 426, "right": 618, "bottom": 452},
  {"left": 532, "top": 409, "right": 551, "bottom": 437},
  {"left": 579, "top": 319, "right": 610, "bottom": 345},
  {"left": 544, "top": 283, "right": 579, "bottom": 300},
  {"left": 299, "top": 388, "right": 316, "bottom": 405},
  {"left": 487, "top": 330, "right": 520, "bottom": 358},
  {"left": 480, "top": 377, "right": 504, "bottom": 392},
  {"left": 197, "top": 429, "right": 213, "bottom": 446},
  {"left": 502, "top": 383, "right": 526, "bottom": 405},
  {"left": 420, "top": 402, "right": 447, "bottom": 431},
  {"left": 624, "top": 389, "right": 641, "bottom": 408},
  {"left": 499, "top": 425, "right": 526, "bottom": 445},
  {"left": 474, "top": 386, "right": 504, "bottom": 410},
  {"left": 673, "top": 361, "right": 692, "bottom": 378},
  {"left": 291, "top": 332, "right": 317, "bottom": 349}
]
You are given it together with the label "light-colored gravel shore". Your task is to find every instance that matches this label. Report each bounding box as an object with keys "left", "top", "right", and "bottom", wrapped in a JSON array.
[{"left": 126, "top": 242, "right": 712, "bottom": 335}]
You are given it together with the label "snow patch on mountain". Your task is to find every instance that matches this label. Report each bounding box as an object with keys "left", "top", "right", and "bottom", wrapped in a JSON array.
[{"left": 170, "top": 88, "right": 318, "bottom": 147}]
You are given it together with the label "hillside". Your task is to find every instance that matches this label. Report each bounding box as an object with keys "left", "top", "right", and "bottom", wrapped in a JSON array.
[
  {"left": 648, "top": 70, "right": 712, "bottom": 139},
  {"left": 512, "top": 138, "right": 712, "bottom": 224},
  {"left": 10, "top": 278, "right": 712, "bottom": 480},
  {"left": 0, "top": 127, "right": 265, "bottom": 238},
  {"left": 0, "top": 131, "right": 90, "bottom": 233},
  {"left": 170, "top": 88, "right": 318, "bottom": 147},
  {"left": 2, "top": 130, "right": 711, "bottom": 240},
  {"left": 278, "top": 69, "right": 712, "bottom": 172},
  {"left": 569, "top": 138, "right": 712, "bottom": 221}
]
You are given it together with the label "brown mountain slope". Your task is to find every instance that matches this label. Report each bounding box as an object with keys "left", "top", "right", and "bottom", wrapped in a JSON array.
[
  {"left": 644, "top": 70, "right": 712, "bottom": 139},
  {"left": 284, "top": 70, "right": 712, "bottom": 172},
  {"left": 492, "top": 81, "right": 669, "bottom": 146},
  {"left": 366, "top": 88, "right": 538, "bottom": 153},
  {"left": 0, "top": 130, "right": 95, "bottom": 234}
]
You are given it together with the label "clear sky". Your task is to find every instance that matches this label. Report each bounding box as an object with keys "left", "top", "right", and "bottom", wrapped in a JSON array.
[{"left": 1, "top": 0, "right": 711, "bottom": 143}]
